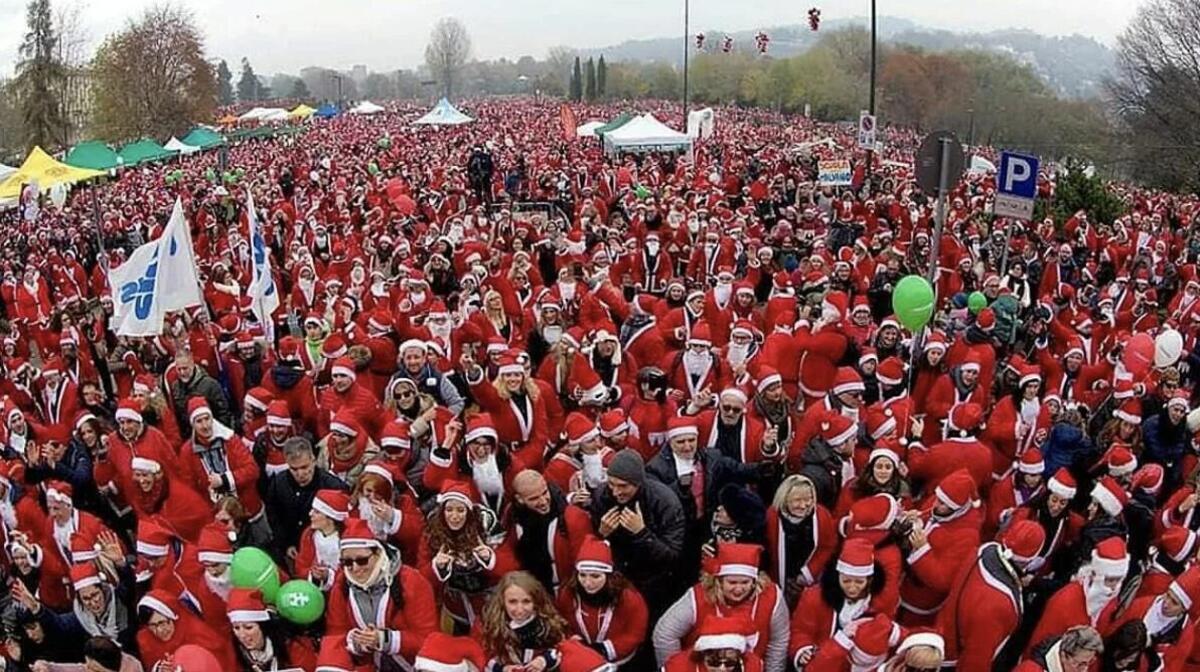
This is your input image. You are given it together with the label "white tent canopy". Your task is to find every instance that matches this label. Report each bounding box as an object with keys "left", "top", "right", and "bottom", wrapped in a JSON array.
[
  {"left": 414, "top": 98, "right": 474, "bottom": 126},
  {"left": 350, "top": 101, "right": 386, "bottom": 115},
  {"left": 164, "top": 137, "right": 200, "bottom": 155},
  {"left": 0, "top": 164, "right": 15, "bottom": 181},
  {"left": 576, "top": 121, "right": 605, "bottom": 137},
  {"left": 968, "top": 155, "right": 997, "bottom": 175},
  {"left": 238, "top": 107, "right": 289, "bottom": 121},
  {"left": 687, "top": 108, "right": 715, "bottom": 139},
  {"left": 603, "top": 114, "right": 692, "bottom": 154}
]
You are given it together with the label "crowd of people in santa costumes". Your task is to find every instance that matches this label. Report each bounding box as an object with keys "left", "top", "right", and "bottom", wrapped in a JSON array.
[{"left": 2, "top": 93, "right": 1200, "bottom": 672}]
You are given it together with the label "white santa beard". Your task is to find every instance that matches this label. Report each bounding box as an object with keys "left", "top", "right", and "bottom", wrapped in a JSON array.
[
  {"left": 473, "top": 454, "right": 505, "bottom": 497},
  {"left": 53, "top": 514, "right": 76, "bottom": 551},
  {"left": 714, "top": 284, "right": 732, "bottom": 305},
  {"left": 430, "top": 322, "right": 452, "bottom": 343},
  {"left": 0, "top": 500, "right": 15, "bottom": 529},
  {"left": 410, "top": 291, "right": 427, "bottom": 306},
  {"left": 581, "top": 452, "right": 606, "bottom": 489},
  {"left": 313, "top": 529, "right": 341, "bottom": 568},
  {"left": 1143, "top": 596, "right": 1179, "bottom": 637},
  {"left": 727, "top": 343, "right": 749, "bottom": 367},
  {"left": 558, "top": 281, "right": 576, "bottom": 302},
  {"left": 1083, "top": 575, "right": 1117, "bottom": 621},
  {"left": 674, "top": 454, "right": 696, "bottom": 477},
  {"left": 683, "top": 350, "right": 709, "bottom": 377},
  {"left": 204, "top": 568, "right": 233, "bottom": 601}
]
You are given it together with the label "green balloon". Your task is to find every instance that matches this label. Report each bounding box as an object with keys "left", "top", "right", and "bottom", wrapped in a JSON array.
[
  {"left": 967, "top": 291, "right": 987, "bottom": 314},
  {"left": 892, "top": 275, "right": 936, "bottom": 331},
  {"left": 368, "top": 162, "right": 380, "bottom": 175},
  {"left": 230, "top": 547, "right": 280, "bottom": 604},
  {"left": 635, "top": 185, "right": 650, "bottom": 199},
  {"left": 275, "top": 580, "right": 326, "bottom": 625},
  {"left": 204, "top": 167, "right": 216, "bottom": 182}
]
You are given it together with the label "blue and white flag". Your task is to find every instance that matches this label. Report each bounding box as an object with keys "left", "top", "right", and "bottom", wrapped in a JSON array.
[
  {"left": 109, "top": 198, "right": 203, "bottom": 336},
  {"left": 246, "top": 190, "right": 279, "bottom": 340}
]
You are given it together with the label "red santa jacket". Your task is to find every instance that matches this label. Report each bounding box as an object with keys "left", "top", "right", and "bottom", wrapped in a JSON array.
[
  {"left": 937, "top": 542, "right": 1026, "bottom": 670},
  {"left": 323, "top": 564, "right": 439, "bottom": 668},
  {"left": 899, "top": 507, "right": 983, "bottom": 621},
  {"left": 764, "top": 505, "right": 836, "bottom": 590},
  {"left": 317, "top": 382, "right": 385, "bottom": 439},
  {"left": 177, "top": 427, "right": 263, "bottom": 517},
  {"left": 693, "top": 409, "right": 771, "bottom": 464},
  {"left": 1026, "top": 580, "right": 1121, "bottom": 655},
  {"left": 467, "top": 376, "right": 551, "bottom": 470},
  {"left": 555, "top": 585, "right": 649, "bottom": 665},
  {"left": 907, "top": 437, "right": 994, "bottom": 498}
]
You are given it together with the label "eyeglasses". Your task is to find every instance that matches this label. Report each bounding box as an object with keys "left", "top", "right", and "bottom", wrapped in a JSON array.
[
  {"left": 719, "top": 405, "right": 744, "bottom": 414},
  {"left": 395, "top": 391, "right": 415, "bottom": 400},
  {"left": 703, "top": 654, "right": 742, "bottom": 670},
  {"left": 340, "top": 555, "right": 374, "bottom": 568}
]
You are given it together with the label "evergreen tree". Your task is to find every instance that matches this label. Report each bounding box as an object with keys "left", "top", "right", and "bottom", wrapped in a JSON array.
[
  {"left": 237, "top": 57, "right": 259, "bottom": 102},
  {"left": 597, "top": 55, "right": 607, "bottom": 97},
  {"left": 585, "top": 57, "right": 596, "bottom": 101},
  {"left": 216, "top": 59, "right": 234, "bottom": 105},
  {"left": 570, "top": 56, "right": 582, "bottom": 102},
  {"left": 290, "top": 77, "right": 311, "bottom": 100},
  {"left": 15, "top": 0, "right": 67, "bottom": 151}
]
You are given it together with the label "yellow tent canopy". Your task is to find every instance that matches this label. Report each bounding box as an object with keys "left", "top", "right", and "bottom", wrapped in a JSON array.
[
  {"left": 217, "top": 114, "right": 240, "bottom": 125},
  {"left": 0, "top": 146, "right": 105, "bottom": 201},
  {"left": 289, "top": 104, "right": 316, "bottom": 118}
]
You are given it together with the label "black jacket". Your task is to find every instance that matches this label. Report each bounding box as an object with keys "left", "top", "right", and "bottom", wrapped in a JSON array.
[
  {"left": 264, "top": 467, "right": 347, "bottom": 562},
  {"left": 587, "top": 477, "right": 685, "bottom": 589},
  {"left": 797, "top": 438, "right": 845, "bottom": 508},
  {"left": 646, "top": 446, "right": 758, "bottom": 522}
]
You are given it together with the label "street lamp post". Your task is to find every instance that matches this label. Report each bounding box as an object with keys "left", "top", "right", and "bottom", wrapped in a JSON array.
[{"left": 864, "top": 0, "right": 878, "bottom": 189}]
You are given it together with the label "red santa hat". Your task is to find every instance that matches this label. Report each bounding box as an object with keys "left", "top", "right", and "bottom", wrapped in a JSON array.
[
  {"left": 598, "top": 409, "right": 629, "bottom": 438},
  {"left": 571, "top": 359, "right": 607, "bottom": 404},
  {"left": 564, "top": 413, "right": 599, "bottom": 446},
  {"left": 924, "top": 332, "right": 947, "bottom": 352},
  {"left": 1113, "top": 399, "right": 1142, "bottom": 425},
  {"left": 867, "top": 439, "right": 904, "bottom": 469},
  {"left": 266, "top": 400, "right": 292, "bottom": 427},
  {"left": 131, "top": 455, "right": 161, "bottom": 473},
  {"left": 754, "top": 365, "right": 782, "bottom": 394},
  {"left": 876, "top": 357, "right": 905, "bottom": 387},
  {"left": 329, "top": 410, "right": 359, "bottom": 438},
  {"left": 1091, "top": 476, "right": 1129, "bottom": 517},
  {"left": 464, "top": 413, "right": 498, "bottom": 444},
  {"left": 137, "top": 589, "right": 181, "bottom": 622},
  {"left": 823, "top": 291, "right": 849, "bottom": 321},
  {"left": 339, "top": 518, "right": 382, "bottom": 552},
  {"left": 413, "top": 632, "right": 487, "bottom": 672},
  {"left": 196, "top": 522, "right": 235, "bottom": 564},
  {"left": 1017, "top": 448, "right": 1045, "bottom": 475},
  {"left": 1159, "top": 527, "right": 1198, "bottom": 564},
  {"left": 437, "top": 481, "right": 475, "bottom": 509},
  {"left": 496, "top": 353, "right": 524, "bottom": 376},
  {"left": 278, "top": 336, "right": 302, "bottom": 361},
  {"left": 136, "top": 518, "right": 174, "bottom": 557},
  {"left": 836, "top": 537, "right": 875, "bottom": 578},
  {"left": 1090, "top": 536, "right": 1130, "bottom": 577},
  {"left": 321, "top": 335, "right": 348, "bottom": 358},
  {"left": 312, "top": 489, "right": 351, "bottom": 522},
  {"left": 1047, "top": 468, "right": 1077, "bottom": 499},
  {"left": 895, "top": 631, "right": 945, "bottom": 658},
  {"left": 244, "top": 387, "right": 272, "bottom": 414},
  {"left": 71, "top": 563, "right": 104, "bottom": 592},
  {"left": 666, "top": 416, "right": 699, "bottom": 441},
  {"left": 1168, "top": 567, "right": 1200, "bottom": 612},
  {"left": 692, "top": 614, "right": 753, "bottom": 653},
  {"left": 380, "top": 420, "right": 412, "bottom": 453},
  {"left": 730, "top": 320, "right": 758, "bottom": 340},
  {"left": 935, "top": 469, "right": 979, "bottom": 511},
  {"left": 688, "top": 322, "right": 713, "bottom": 348},
  {"left": 1168, "top": 391, "right": 1190, "bottom": 412},
  {"left": 45, "top": 479, "right": 73, "bottom": 505},
  {"left": 574, "top": 535, "right": 614, "bottom": 574},
  {"left": 226, "top": 588, "right": 271, "bottom": 624},
  {"left": 1000, "top": 520, "right": 1047, "bottom": 565},
  {"left": 948, "top": 403, "right": 985, "bottom": 436},
  {"left": 115, "top": 398, "right": 143, "bottom": 424},
  {"left": 864, "top": 406, "right": 897, "bottom": 441},
  {"left": 1106, "top": 445, "right": 1137, "bottom": 477},
  {"left": 330, "top": 356, "right": 356, "bottom": 380},
  {"left": 1131, "top": 464, "right": 1164, "bottom": 497},
  {"left": 840, "top": 613, "right": 900, "bottom": 660},
  {"left": 714, "top": 543, "right": 761, "bottom": 578},
  {"left": 820, "top": 413, "right": 857, "bottom": 447},
  {"left": 848, "top": 494, "right": 900, "bottom": 532},
  {"left": 187, "top": 397, "right": 213, "bottom": 425},
  {"left": 831, "top": 367, "right": 865, "bottom": 396}
]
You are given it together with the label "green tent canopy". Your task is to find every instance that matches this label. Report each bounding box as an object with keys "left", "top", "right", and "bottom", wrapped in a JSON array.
[
  {"left": 181, "top": 127, "right": 227, "bottom": 150},
  {"left": 117, "top": 139, "right": 177, "bottom": 165},
  {"left": 64, "top": 141, "right": 120, "bottom": 171},
  {"left": 594, "top": 112, "right": 634, "bottom": 138}
]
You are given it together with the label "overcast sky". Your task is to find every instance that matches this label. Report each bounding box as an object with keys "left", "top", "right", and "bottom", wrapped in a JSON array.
[{"left": 0, "top": 0, "right": 1142, "bottom": 77}]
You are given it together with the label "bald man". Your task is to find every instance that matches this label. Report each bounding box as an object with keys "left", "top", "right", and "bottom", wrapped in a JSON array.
[{"left": 511, "top": 469, "right": 595, "bottom": 592}]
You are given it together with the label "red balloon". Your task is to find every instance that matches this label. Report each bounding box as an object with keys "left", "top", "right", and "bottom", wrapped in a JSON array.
[
  {"left": 173, "top": 645, "right": 222, "bottom": 672},
  {"left": 1123, "top": 332, "right": 1155, "bottom": 377}
]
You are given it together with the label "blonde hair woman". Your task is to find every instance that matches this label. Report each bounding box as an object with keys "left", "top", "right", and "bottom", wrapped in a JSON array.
[
  {"left": 766, "top": 474, "right": 837, "bottom": 607},
  {"left": 481, "top": 571, "right": 610, "bottom": 672}
]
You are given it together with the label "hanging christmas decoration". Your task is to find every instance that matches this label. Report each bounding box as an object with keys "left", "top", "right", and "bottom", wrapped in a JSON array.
[
  {"left": 722, "top": 35, "right": 734, "bottom": 53},
  {"left": 695, "top": 33, "right": 706, "bottom": 50},
  {"left": 808, "top": 8, "right": 821, "bottom": 31},
  {"left": 755, "top": 32, "right": 770, "bottom": 54}
]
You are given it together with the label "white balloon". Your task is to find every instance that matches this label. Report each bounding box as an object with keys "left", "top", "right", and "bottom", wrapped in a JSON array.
[
  {"left": 48, "top": 182, "right": 68, "bottom": 209},
  {"left": 1154, "top": 328, "right": 1183, "bottom": 368}
]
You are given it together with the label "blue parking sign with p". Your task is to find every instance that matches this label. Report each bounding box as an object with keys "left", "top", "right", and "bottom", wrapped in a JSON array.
[{"left": 998, "top": 152, "right": 1039, "bottom": 199}]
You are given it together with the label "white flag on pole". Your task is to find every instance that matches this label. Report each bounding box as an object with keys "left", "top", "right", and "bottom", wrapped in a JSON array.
[
  {"left": 246, "top": 191, "right": 279, "bottom": 335},
  {"left": 109, "top": 198, "right": 203, "bottom": 336}
]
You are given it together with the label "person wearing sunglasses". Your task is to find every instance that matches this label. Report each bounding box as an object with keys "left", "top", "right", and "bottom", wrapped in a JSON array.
[
  {"left": 661, "top": 614, "right": 762, "bottom": 672},
  {"left": 688, "top": 387, "right": 779, "bottom": 468},
  {"left": 325, "top": 518, "right": 439, "bottom": 670}
]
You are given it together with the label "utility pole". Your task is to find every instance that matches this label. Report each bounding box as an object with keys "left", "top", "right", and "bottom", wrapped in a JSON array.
[
  {"left": 864, "top": 0, "right": 878, "bottom": 190},
  {"left": 683, "top": 0, "right": 690, "bottom": 122}
]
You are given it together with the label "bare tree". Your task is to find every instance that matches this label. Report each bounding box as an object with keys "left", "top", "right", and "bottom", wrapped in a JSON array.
[
  {"left": 1107, "top": 0, "right": 1200, "bottom": 190},
  {"left": 424, "top": 17, "right": 472, "bottom": 99},
  {"left": 54, "top": 1, "right": 89, "bottom": 70},
  {"left": 91, "top": 4, "right": 217, "bottom": 141}
]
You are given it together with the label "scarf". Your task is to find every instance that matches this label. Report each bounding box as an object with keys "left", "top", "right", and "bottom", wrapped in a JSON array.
[
  {"left": 330, "top": 438, "right": 366, "bottom": 475},
  {"left": 515, "top": 501, "right": 560, "bottom": 590},
  {"left": 73, "top": 586, "right": 127, "bottom": 641},
  {"left": 246, "top": 638, "right": 277, "bottom": 670}
]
